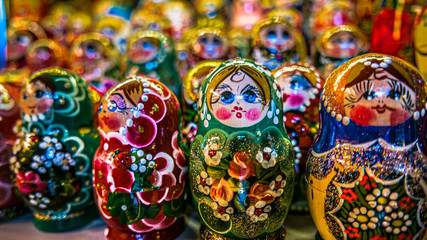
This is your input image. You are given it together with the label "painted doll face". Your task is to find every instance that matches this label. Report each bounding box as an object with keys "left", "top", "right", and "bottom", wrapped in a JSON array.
[
  {"left": 129, "top": 38, "right": 159, "bottom": 63},
  {"left": 324, "top": 32, "right": 361, "bottom": 58},
  {"left": 21, "top": 80, "right": 54, "bottom": 115},
  {"left": 98, "top": 90, "right": 139, "bottom": 133},
  {"left": 210, "top": 70, "right": 268, "bottom": 127},
  {"left": 344, "top": 69, "right": 416, "bottom": 126},
  {"left": 73, "top": 40, "right": 107, "bottom": 80},
  {"left": 278, "top": 73, "right": 317, "bottom": 112},
  {"left": 194, "top": 34, "right": 226, "bottom": 59},
  {"left": 8, "top": 31, "right": 34, "bottom": 61},
  {"left": 260, "top": 23, "right": 295, "bottom": 52},
  {"left": 27, "top": 46, "right": 57, "bottom": 72}
]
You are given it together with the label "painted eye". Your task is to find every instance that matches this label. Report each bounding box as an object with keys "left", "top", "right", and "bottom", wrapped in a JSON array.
[
  {"left": 243, "top": 90, "right": 257, "bottom": 103},
  {"left": 108, "top": 100, "right": 118, "bottom": 112},
  {"left": 200, "top": 37, "right": 208, "bottom": 44},
  {"left": 387, "top": 90, "right": 401, "bottom": 100},
  {"left": 35, "top": 90, "right": 44, "bottom": 99},
  {"left": 213, "top": 38, "right": 221, "bottom": 46},
  {"left": 290, "top": 75, "right": 311, "bottom": 90},
  {"left": 362, "top": 91, "right": 374, "bottom": 100},
  {"left": 282, "top": 30, "right": 290, "bottom": 40},
  {"left": 17, "top": 34, "right": 31, "bottom": 46},
  {"left": 220, "top": 91, "right": 235, "bottom": 104},
  {"left": 23, "top": 93, "right": 28, "bottom": 100},
  {"left": 142, "top": 41, "right": 154, "bottom": 50},
  {"left": 98, "top": 103, "right": 103, "bottom": 113},
  {"left": 267, "top": 30, "right": 277, "bottom": 41}
]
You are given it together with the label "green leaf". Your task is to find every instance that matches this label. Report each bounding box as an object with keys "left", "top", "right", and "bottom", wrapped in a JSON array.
[
  {"left": 215, "top": 159, "right": 230, "bottom": 170},
  {"left": 145, "top": 203, "right": 162, "bottom": 219},
  {"left": 163, "top": 197, "right": 184, "bottom": 218},
  {"left": 106, "top": 192, "right": 144, "bottom": 225},
  {"left": 207, "top": 166, "right": 227, "bottom": 179}
]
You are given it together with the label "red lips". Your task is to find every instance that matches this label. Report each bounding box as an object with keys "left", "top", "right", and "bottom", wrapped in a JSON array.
[{"left": 371, "top": 105, "right": 396, "bottom": 114}]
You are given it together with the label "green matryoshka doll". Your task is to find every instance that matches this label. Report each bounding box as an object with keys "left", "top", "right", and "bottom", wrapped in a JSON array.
[
  {"left": 126, "top": 29, "right": 181, "bottom": 102},
  {"left": 190, "top": 59, "right": 295, "bottom": 239},
  {"left": 10, "top": 68, "right": 100, "bottom": 232}
]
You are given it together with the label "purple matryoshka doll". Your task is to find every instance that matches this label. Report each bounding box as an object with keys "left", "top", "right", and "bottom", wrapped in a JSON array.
[
  {"left": 306, "top": 54, "right": 427, "bottom": 240},
  {"left": 273, "top": 63, "right": 324, "bottom": 212},
  {"left": 93, "top": 76, "right": 188, "bottom": 239}
]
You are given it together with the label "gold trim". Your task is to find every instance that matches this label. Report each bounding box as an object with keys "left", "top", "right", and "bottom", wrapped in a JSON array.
[
  {"left": 184, "top": 60, "right": 222, "bottom": 102},
  {"left": 34, "top": 209, "right": 86, "bottom": 221},
  {"left": 69, "top": 32, "right": 119, "bottom": 64},
  {"left": 315, "top": 24, "right": 369, "bottom": 55},
  {"left": 200, "top": 225, "right": 286, "bottom": 240}
]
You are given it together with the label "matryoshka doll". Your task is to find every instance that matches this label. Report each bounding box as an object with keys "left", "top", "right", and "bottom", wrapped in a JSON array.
[
  {"left": 414, "top": 5, "right": 427, "bottom": 81},
  {"left": 130, "top": 9, "right": 170, "bottom": 33},
  {"left": 7, "top": 19, "right": 47, "bottom": 71},
  {"left": 230, "top": 0, "right": 265, "bottom": 31},
  {"left": 95, "top": 16, "right": 131, "bottom": 54},
  {"left": 273, "top": 63, "right": 324, "bottom": 212},
  {"left": 190, "top": 59, "right": 295, "bottom": 239},
  {"left": 306, "top": 54, "right": 427, "bottom": 240},
  {"left": 10, "top": 68, "right": 100, "bottom": 231},
  {"left": 251, "top": 17, "right": 307, "bottom": 71},
  {"left": 126, "top": 30, "right": 181, "bottom": 101},
  {"left": 182, "top": 60, "right": 221, "bottom": 146},
  {"left": 160, "top": 0, "right": 195, "bottom": 41},
  {"left": 314, "top": 25, "right": 369, "bottom": 77},
  {"left": 26, "top": 39, "right": 67, "bottom": 73},
  {"left": 69, "top": 32, "right": 121, "bottom": 94},
  {"left": 93, "top": 76, "right": 188, "bottom": 240},
  {"left": 0, "top": 80, "right": 26, "bottom": 222},
  {"left": 194, "top": 0, "right": 227, "bottom": 21}
]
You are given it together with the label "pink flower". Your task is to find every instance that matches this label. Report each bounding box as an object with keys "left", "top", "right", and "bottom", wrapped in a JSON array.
[
  {"left": 15, "top": 171, "right": 47, "bottom": 194},
  {"left": 172, "top": 131, "right": 188, "bottom": 184},
  {"left": 126, "top": 115, "right": 157, "bottom": 147}
]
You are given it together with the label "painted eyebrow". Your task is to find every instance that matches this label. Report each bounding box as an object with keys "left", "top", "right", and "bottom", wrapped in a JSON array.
[
  {"left": 216, "top": 84, "right": 232, "bottom": 91},
  {"left": 240, "top": 84, "right": 258, "bottom": 93},
  {"left": 110, "top": 93, "right": 125, "bottom": 99}
]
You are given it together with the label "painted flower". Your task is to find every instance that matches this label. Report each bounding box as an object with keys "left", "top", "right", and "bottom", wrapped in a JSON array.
[
  {"left": 15, "top": 171, "right": 48, "bottom": 194},
  {"left": 270, "top": 175, "right": 286, "bottom": 197},
  {"left": 203, "top": 143, "right": 222, "bottom": 166},
  {"left": 28, "top": 192, "right": 51, "bottom": 209},
  {"left": 347, "top": 206, "right": 378, "bottom": 230},
  {"left": 228, "top": 151, "right": 256, "bottom": 180},
  {"left": 360, "top": 175, "right": 377, "bottom": 190},
  {"left": 246, "top": 201, "right": 272, "bottom": 222},
  {"left": 210, "top": 178, "right": 234, "bottom": 204},
  {"left": 344, "top": 226, "right": 361, "bottom": 238},
  {"left": 399, "top": 197, "right": 415, "bottom": 211},
  {"left": 211, "top": 201, "right": 234, "bottom": 221},
  {"left": 247, "top": 181, "right": 276, "bottom": 205},
  {"left": 341, "top": 188, "right": 358, "bottom": 204},
  {"left": 126, "top": 115, "right": 157, "bottom": 148},
  {"left": 382, "top": 211, "right": 412, "bottom": 234},
  {"left": 366, "top": 188, "right": 398, "bottom": 213},
  {"left": 396, "top": 233, "right": 413, "bottom": 240},
  {"left": 172, "top": 131, "right": 188, "bottom": 184},
  {"left": 370, "top": 236, "right": 387, "bottom": 240},
  {"left": 196, "top": 170, "right": 212, "bottom": 195},
  {"left": 256, "top": 147, "right": 278, "bottom": 169}
]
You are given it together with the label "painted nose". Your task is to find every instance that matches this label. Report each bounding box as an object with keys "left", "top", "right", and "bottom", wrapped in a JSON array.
[
  {"left": 339, "top": 42, "right": 351, "bottom": 49},
  {"left": 206, "top": 44, "right": 215, "bottom": 55}
]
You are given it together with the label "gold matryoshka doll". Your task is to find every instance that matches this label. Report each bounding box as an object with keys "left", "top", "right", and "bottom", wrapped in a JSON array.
[{"left": 306, "top": 54, "right": 427, "bottom": 240}]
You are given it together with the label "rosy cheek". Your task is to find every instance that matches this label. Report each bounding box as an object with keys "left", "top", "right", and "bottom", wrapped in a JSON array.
[
  {"left": 245, "top": 108, "right": 261, "bottom": 121},
  {"left": 215, "top": 107, "right": 232, "bottom": 120},
  {"left": 287, "top": 94, "right": 305, "bottom": 108},
  {"left": 349, "top": 105, "right": 377, "bottom": 126},
  {"left": 107, "top": 117, "right": 122, "bottom": 130},
  {"left": 390, "top": 109, "right": 410, "bottom": 126},
  {"left": 36, "top": 99, "right": 53, "bottom": 113}
]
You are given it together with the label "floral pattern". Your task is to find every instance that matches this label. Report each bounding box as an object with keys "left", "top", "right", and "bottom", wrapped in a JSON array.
[
  {"left": 228, "top": 151, "right": 256, "bottom": 180},
  {"left": 203, "top": 143, "right": 222, "bottom": 166},
  {"left": 256, "top": 147, "right": 278, "bottom": 169}
]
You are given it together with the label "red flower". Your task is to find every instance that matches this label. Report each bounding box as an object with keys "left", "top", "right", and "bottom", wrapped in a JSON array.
[
  {"left": 15, "top": 171, "right": 48, "bottom": 194},
  {"left": 399, "top": 196, "right": 415, "bottom": 210},
  {"left": 228, "top": 151, "right": 256, "bottom": 180},
  {"left": 126, "top": 115, "right": 157, "bottom": 147},
  {"left": 210, "top": 178, "right": 234, "bottom": 203},
  {"left": 397, "top": 233, "right": 412, "bottom": 240},
  {"left": 360, "top": 175, "right": 376, "bottom": 190},
  {"left": 345, "top": 226, "right": 361, "bottom": 238},
  {"left": 370, "top": 236, "right": 387, "bottom": 240},
  {"left": 247, "top": 181, "right": 276, "bottom": 205},
  {"left": 341, "top": 188, "right": 358, "bottom": 204}
]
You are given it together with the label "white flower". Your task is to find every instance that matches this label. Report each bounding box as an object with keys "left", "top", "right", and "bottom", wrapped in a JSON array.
[
  {"left": 246, "top": 201, "right": 270, "bottom": 222},
  {"left": 29, "top": 192, "right": 51, "bottom": 209},
  {"left": 256, "top": 147, "right": 278, "bottom": 169},
  {"left": 382, "top": 211, "right": 411, "bottom": 234},
  {"left": 366, "top": 188, "right": 398, "bottom": 212},
  {"left": 203, "top": 143, "right": 222, "bottom": 166},
  {"left": 269, "top": 175, "right": 286, "bottom": 197},
  {"left": 196, "top": 171, "right": 212, "bottom": 195},
  {"left": 347, "top": 207, "right": 378, "bottom": 230},
  {"left": 211, "top": 201, "right": 233, "bottom": 221}
]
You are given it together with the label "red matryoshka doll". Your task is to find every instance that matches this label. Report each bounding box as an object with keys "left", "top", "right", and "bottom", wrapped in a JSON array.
[
  {"left": 26, "top": 39, "right": 67, "bottom": 73},
  {"left": 414, "top": 5, "right": 427, "bottom": 81},
  {"left": 182, "top": 60, "right": 221, "bottom": 146},
  {"left": 94, "top": 76, "right": 188, "bottom": 240},
  {"left": 95, "top": 16, "right": 131, "bottom": 54},
  {"left": 230, "top": 0, "right": 265, "bottom": 31},
  {"left": 0, "top": 80, "right": 26, "bottom": 222},
  {"left": 314, "top": 25, "right": 369, "bottom": 77},
  {"left": 7, "top": 19, "right": 47, "bottom": 71},
  {"left": 161, "top": 0, "right": 195, "bottom": 41},
  {"left": 251, "top": 17, "right": 307, "bottom": 71},
  {"left": 273, "top": 63, "right": 324, "bottom": 212},
  {"left": 190, "top": 59, "right": 295, "bottom": 239},
  {"left": 310, "top": 0, "right": 357, "bottom": 39},
  {"left": 69, "top": 32, "right": 121, "bottom": 94},
  {"left": 306, "top": 54, "right": 427, "bottom": 240},
  {"left": 10, "top": 68, "right": 100, "bottom": 232}
]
